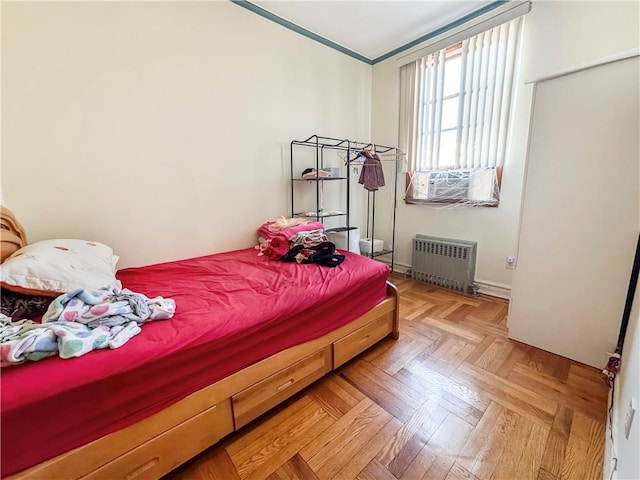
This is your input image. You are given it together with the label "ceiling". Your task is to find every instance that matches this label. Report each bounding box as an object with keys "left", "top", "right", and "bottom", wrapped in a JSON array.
[{"left": 246, "top": 1, "right": 496, "bottom": 63}]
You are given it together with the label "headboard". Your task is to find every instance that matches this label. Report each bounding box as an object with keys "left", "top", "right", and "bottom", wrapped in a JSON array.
[{"left": 1, "top": 206, "right": 27, "bottom": 262}]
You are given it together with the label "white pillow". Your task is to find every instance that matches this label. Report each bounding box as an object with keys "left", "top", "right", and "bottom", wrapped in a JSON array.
[{"left": 0, "top": 239, "right": 121, "bottom": 296}]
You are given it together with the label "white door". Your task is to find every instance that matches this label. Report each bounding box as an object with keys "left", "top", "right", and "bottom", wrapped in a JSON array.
[{"left": 508, "top": 56, "right": 640, "bottom": 368}]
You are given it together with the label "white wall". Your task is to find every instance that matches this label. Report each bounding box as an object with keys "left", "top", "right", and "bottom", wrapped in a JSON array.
[
  {"left": 1, "top": 1, "right": 371, "bottom": 268},
  {"left": 370, "top": 1, "right": 640, "bottom": 293},
  {"left": 518, "top": 1, "right": 640, "bottom": 83}
]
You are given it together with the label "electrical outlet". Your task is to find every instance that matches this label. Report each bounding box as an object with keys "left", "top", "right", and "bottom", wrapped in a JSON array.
[
  {"left": 624, "top": 397, "right": 636, "bottom": 440},
  {"left": 505, "top": 256, "right": 516, "bottom": 269}
]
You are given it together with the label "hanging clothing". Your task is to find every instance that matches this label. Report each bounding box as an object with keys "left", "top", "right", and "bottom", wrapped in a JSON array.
[{"left": 357, "top": 151, "right": 385, "bottom": 191}]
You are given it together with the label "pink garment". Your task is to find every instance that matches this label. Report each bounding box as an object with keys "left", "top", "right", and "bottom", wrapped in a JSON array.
[
  {"left": 268, "top": 236, "right": 291, "bottom": 258},
  {"left": 267, "top": 216, "right": 310, "bottom": 232},
  {"left": 257, "top": 221, "right": 325, "bottom": 242}
]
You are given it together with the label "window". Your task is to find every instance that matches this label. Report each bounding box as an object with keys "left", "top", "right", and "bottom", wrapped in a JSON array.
[{"left": 400, "top": 17, "right": 523, "bottom": 206}]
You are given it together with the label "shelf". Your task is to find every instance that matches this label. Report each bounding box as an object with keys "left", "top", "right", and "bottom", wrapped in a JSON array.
[
  {"left": 364, "top": 250, "right": 394, "bottom": 258},
  {"left": 292, "top": 177, "right": 348, "bottom": 182},
  {"left": 290, "top": 135, "right": 399, "bottom": 154},
  {"left": 293, "top": 212, "right": 347, "bottom": 218}
]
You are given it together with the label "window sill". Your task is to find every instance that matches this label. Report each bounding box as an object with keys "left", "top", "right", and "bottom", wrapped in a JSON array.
[
  {"left": 404, "top": 197, "right": 499, "bottom": 207},
  {"left": 404, "top": 168, "right": 502, "bottom": 208}
]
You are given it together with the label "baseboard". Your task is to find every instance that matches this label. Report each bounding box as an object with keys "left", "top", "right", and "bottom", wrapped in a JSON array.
[
  {"left": 388, "top": 261, "right": 411, "bottom": 276},
  {"left": 475, "top": 280, "right": 511, "bottom": 299},
  {"left": 384, "top": 260, "right": 511, "bottom": 300}
]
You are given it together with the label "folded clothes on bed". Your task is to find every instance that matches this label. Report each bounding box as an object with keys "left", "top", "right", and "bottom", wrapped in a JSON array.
[
  {"left": 256, "top": 220, "right": 326, "bottom": 259},
  {"left": 257, "top": 220, "right": 325, "bottom": 243},
  {"left": 258, "top": 229, "right": 329, "bottom": 260},
  {"left": 289, "top": 229, "right": 328, "bottom": 248},
  {"left": 265, "top": 216, "right": 310, "bottom": 232}
]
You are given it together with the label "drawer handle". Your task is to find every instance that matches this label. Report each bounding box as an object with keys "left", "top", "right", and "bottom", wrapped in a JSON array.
[
  {"left": 276, "top": 378, "right": 295, "bottom": 392},
  {"left": 125, "top": 457, "right": 159, "bottom": 480},
  {"left": 358, "top": 334, "right": 371, "bottom": 345}
]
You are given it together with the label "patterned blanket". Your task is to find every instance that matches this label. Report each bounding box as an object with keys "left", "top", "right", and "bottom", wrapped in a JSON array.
[
  {"left": 0, "top": 288, "right": 175, "bottom": 367},
  {"left": 44, "top": 288, "right": 176, "bottom": 327}
]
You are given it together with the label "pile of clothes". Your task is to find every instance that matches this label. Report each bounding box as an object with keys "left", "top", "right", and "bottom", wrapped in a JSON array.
[
  {"left": 256, "top": 216, "right": 345, "bottom": 267},
  {"left": 0, "top": 287, "right": 176, "bottom": 366}
]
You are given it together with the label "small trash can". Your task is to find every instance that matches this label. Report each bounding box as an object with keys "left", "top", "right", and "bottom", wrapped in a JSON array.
[
  {"left": 359, "top": 238, "right": 384, "bottom": 254},
  {"left": 326, "top": 227, "right": 360, "bottom": 254}
]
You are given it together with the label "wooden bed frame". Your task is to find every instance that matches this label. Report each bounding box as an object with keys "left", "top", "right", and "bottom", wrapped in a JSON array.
[{"left": 8, "top": 282, "right": 399, "bottom": 480}]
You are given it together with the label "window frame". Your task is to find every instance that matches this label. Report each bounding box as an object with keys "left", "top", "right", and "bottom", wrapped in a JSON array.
[{"left": 401, "top": 18, "right": 523, "bottom": 207}]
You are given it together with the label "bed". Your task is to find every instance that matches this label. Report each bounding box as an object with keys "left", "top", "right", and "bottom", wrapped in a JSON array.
[{"left": 1, "top": 246, "right": 399, "bottom": 479}]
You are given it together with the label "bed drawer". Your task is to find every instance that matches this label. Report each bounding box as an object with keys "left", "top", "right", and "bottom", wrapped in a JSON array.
[
  {"left": 83, "top": 399, "right": 233, "bottom": 480},
  {"left": 333, "top": 312, "right": 393, "bottom": 368},
  {"left": 232, "top": 346, "right": 332, "bottom": 428}
]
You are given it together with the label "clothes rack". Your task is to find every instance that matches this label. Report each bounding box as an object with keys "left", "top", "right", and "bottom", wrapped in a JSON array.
[{"left": 290, "top": 135, "right": 402, "bottom": 270}]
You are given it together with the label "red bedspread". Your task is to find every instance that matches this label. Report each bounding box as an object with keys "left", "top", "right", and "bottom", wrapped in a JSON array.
[{"left": 0, "top": 248, "right": 388, "bottom": 476}]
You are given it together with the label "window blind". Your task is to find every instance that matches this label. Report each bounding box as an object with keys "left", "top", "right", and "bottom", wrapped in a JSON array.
[{"left": 402, "top": 16, "right": 522, "bottom": 172}]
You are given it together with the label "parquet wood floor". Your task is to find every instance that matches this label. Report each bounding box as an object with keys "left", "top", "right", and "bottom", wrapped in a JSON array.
[{"left": 165, "top": 274, "right": 608, "bottom": 480}]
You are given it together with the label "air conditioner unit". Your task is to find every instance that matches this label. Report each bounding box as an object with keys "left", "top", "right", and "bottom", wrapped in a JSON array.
[
  {"left": 421, "top": 168, "right": 499, "bottom": 204},
  {"left": 427, "top": 170, "right": 470, "bottom": 201}
]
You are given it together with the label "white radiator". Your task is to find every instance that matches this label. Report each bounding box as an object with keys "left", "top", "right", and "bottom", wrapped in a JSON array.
[{"left": 411, "top": 235, "right": 477, "bottom": 295}]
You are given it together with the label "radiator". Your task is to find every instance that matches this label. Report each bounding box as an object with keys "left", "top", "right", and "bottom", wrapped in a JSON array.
[{"left": 411, "top": 235, "right": 478, "bottom": 294}]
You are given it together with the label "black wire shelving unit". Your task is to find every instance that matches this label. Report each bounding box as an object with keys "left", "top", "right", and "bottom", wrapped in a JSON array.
[{"left": 290, "top": 134, "right": 402, "bottom": 271}]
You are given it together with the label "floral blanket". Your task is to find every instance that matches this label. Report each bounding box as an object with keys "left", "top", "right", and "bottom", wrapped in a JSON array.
[{"left": 0, "top": 288, "right": 175, "bottom": 367}]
